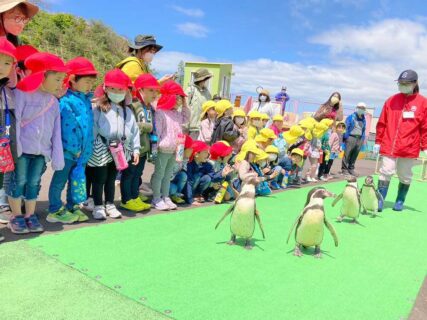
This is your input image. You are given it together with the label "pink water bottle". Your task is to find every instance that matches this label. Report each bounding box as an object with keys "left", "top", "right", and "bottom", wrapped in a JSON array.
[
  {"left": 176, "top": 134, "right": 185, "bottom": 163},
  {"left": 109, "top": 143, "right": 129, "bottom": 171}
]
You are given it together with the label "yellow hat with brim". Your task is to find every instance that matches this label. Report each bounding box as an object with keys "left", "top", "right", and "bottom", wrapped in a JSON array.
[
  {"left": 235, "top": 140, "right": 263, "bottom": 162},
  {"left": 313, "top": 122, "right": 329, "bottom": 138},
  {"left": 320, "top": 118, "right": 334, "bottom": 128},
  {"left": 248, "top": 110, "right": 262, "bottom": 119},
  {"left": 291, "top": 148, "right": 304, "bottom": 158},
  {"left": 336, "top": 121, "right": 346, "bottom": 128},
  {"left": 233, "top": 108, "right": 246, "bottom": 118},
  {"left": 215, "top": 99, "right": 233, "bottom": 118},
  {"left": 255, "top": 150, "right": 269, "bottom": 163},
  {"left": 265, "top": 145, "right": 279, "bottom": 154},
  {"left": 200, "top": 100, "right": 216, "bottom": 120},
  {"left": 283, "top": 125, "right": 305, "bottom": 145},
  {"left": 260, "top": 113, "right": 270, "bottom": 121},
  {"left": 272, "top": 114, "right": 284, "bottom": 122},
  {"left": 255, "top": 134, "right": 269, "bottom": 143},
  {"left": 259, "top": 128, "right": 277, "bottom": 140},
  {"left": 299, "top": 117, "right": 316, "bottom": 130}
]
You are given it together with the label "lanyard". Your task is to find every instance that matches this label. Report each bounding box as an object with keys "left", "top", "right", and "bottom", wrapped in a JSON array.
[
  {"left": 142, "top": 103, "right": 156, "bottom": 134},
  {"left": 1, "top": 87, "right": 10, "bottom": 136}
]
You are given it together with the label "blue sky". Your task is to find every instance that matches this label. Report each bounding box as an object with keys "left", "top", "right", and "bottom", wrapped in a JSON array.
[{"left": 47, "top": 0, "right": 427, "bottom": 116}]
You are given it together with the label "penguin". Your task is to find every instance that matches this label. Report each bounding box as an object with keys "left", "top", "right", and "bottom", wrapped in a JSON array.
[
  {"left": 287, "top": 187, "right": 338, "bottom": 258},
  {"left": 360, "top": 175, "right": 383, "bottom": 217},
  {"left": 215, "top": 176, "right": 265, "bottom": 250},
  {"left": 332, "top": 177, "right": 361, "bottom": 223}
]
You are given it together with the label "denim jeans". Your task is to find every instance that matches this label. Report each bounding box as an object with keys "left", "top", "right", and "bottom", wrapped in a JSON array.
[
  {"left": 192, "top": 173, "right": 212, "bottom": 195},
  {"left": 48, "top": 158, "right": 78, "bottom": 213},
  {"left": 169, "top": 171, "right": 187, "bottom": 196},
  {"left": 7, "top": 153, "right": 46, "bottom": 200},
  {"left": 120, "top": 155, "right": 146, "bottom": 203}
]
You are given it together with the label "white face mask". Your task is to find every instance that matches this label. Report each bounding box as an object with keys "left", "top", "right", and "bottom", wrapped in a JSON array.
[
  {"left": 258, "top": 160, "right": 267, "bottom": 168},
  {"left": 143, "top": 52, "right": 155, "bottom": 63},
  {"left": 107, "top": 92, "right": 126, "bottom": 104},
  {"left": 330, "top": 96, "right": 340, "bottom": 105},
  {"left": 398, "top": 83, "right": 415, "bottom": 95},
  {"left": 268, "top": 154, "right": 278, "bottom": 162},
  {"left": 259, "top": 95, "right": 267, "bottom": 102},
  {"left": 235, "top": 117, "right": 245, "bottom": 125},
  {"left": 253, "top": 119, "right": 262, "bottom": 128}
]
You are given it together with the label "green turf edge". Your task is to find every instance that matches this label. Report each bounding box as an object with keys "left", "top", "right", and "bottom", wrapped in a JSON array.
[{"left": 0, "top": 241, "right": 169, "bottom": 320}]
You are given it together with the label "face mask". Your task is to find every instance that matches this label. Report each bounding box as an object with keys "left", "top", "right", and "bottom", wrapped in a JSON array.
[
  {"left": 258, "top": 160, "right": 267, "bottom": 168},
  {"left": 235, "top": 117, "right": 245, "bottom": 125},
  {"left": 259, "top": 95, "right": 267, "bottom": 102},
  {"left": 330, "top": 96, "right": 340, "bottom": 105},
  {"left": 143, "top": 52, "right": 155, "bottom": 63},
  {"left": 356, "top": 108, "right": 365, "bottom": 116},
  {"left": 268, "top": 154, "right": 277, "bottom": 162},
  {"left": 398, "top": 83, "right": 415, "bottom": 95},
  {"left": 253, "top": 120, "right": 262, "bottom": 128},
  {"left": 107, "top": 92, "right": 126, "bottom": 104}
]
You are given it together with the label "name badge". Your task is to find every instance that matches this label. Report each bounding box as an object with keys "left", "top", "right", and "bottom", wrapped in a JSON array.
[{"left": 403, "top": 111, "right": 415, "bottom": 119}]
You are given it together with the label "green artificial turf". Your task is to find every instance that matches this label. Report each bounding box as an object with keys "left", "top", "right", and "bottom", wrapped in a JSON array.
[{"left": 24, "top": 177, "right": 427, "bottom": 320}]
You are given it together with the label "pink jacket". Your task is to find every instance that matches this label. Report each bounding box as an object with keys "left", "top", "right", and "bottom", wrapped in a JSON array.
[
  {"left": 329, "top": 132, "right": 341, "bottom": 153},
  {"left": 269, "top": 124, "right": 281, "bottom": 136},
  {"left": 198, "top": 118, "right": 215, "bottom": 143},
  {"left": 156, "top": 106, "right": 191, "bottom": 153}
]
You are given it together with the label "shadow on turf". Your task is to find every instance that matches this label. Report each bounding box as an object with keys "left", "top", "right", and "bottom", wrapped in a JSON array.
[
  {"left": 285, "top": 247, "right": 336, "bottom": 259},
  {"left": 384, "top": 201, "right": 422, "bottom": 213},
  {"left": 216, "top": 237, "right": 265, "bottom": 251}
]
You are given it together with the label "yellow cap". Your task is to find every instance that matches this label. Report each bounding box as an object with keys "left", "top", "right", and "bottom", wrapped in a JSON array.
[
  {"left": 215, "top": 99, "right": 233, "bottom": 118},
  {"left": 259, "top": 128, "right": 277, "bottom": 140},
  {"left": 265, "top": 145, "right": 279, "bottom": 154},
  {"left": 291, "top": 148, "right": 304, "bottom": 158},
  {"left": 260, "top": 113, "right": 270, "bottom": 121},
  {"left": 283, "top": 125, "right": 305, "bottom": 145},
  {"left": 272, "top": 114, "right": 284, "bottom": 122},
  {"left": 320, "top": 118, "right": 333, "bottom": 128},
  {"left": 233, "top": 108, "right": 246, "bottom": 118},
  {"left": 313, "top": 122, "right": 329, "bottom": 138},
  {"left": 235, "top": 140, "right": 263, "bottom": 162},
  {"left": 255, "top": 150, "right": 269, "bottom": 163},
  {"left": 255, "top": 134, "right": 269, "bottom": 143},
  {"left": 299, "top": 117, "right": 316, "bottom": 130},
  {"left": 248, "top": 110, "right": 262, "bottom": 119},
  {"left": 200, "top": 100, "right": 216, "bottom": 120}
]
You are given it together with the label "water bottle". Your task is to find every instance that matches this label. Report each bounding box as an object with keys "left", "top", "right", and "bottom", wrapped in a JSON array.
[
  {"left": 176, "top": 134, "right": 185, "bottom": 163},
  {"left": 282, "top": 171, "right": 289, "bottom": 189},
  {"left": 214, "top": 181, "right": 229, "bottom": 204},
  {"left": 109, "top": 142, "right": 129, "bottom": 171}
]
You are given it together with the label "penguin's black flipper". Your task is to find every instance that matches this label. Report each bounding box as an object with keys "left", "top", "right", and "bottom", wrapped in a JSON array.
[
  {"left": 286, "top": 214, "right": 303, "bottom": 244},
  {"left": 255, "top": 209, "right": 265, "bottom": 239},
  {"left": 324, "top": 218, "right": 339, "bottom": 247},
  {"left": 375, "top": 189, "right": 384, "bottom": 203},
  {"left": 215, "top": 203, "right": 235, "bottom": 230},
  {"left": 331, "top": 193, "right": 343, "bottom": 207}
]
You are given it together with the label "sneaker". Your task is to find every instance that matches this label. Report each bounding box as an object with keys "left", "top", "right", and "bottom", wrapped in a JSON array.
[
  {"left": 7, "top": 216, "right": 29, "bottom": 234},
  {"left": 170, "top": 195, "right": 185, "bottom": 204},
  {"left": 270, "top": 181, "right": 281, "bottom": 190},
  {"left": 138, "top": 193, "right": 149, "bottom": 202},
  {"left": 72, "top": 206, "right": 89, "bottom": 222},
  {"left": 93, "top": 205, "right": 107, "bottom": 220},
  {"left": 105, "top": 204, "right": 122, "bottom": 219},
  {"left": 134, "top": 198, "right": 151, "bottom": 210},
  {"left": 82, "top": 197, "right": 95, "bottom": 212},
  {"left": 46, "top": 207, "right": 79, "bottom": 224},
  {"left": 319, "top": 176, "right": 328, "bottom": 182},
  {"left": 306, "top": 177, "right": 313, "bottom": 182},
  {"left": 120, "top": 199, "right": 146, "bottom": 212},
  {"left": 152, "top": 198, "right": 170, "bottom": 211},
  {"left": 163, "top": 197, "right": 177, "bottom": 210},
  {"left": 0, "top": 211, "right": 12, "bottom": 224},
  {"left": 25, "top": 215, "right": 44, "bottom": 233},
  {"left": 0, "top": 204, "right": 10, "bottom": 213}
]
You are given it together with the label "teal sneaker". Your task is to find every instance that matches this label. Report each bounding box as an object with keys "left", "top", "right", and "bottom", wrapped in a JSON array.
[{"left": 46, "top": 207, "right": 79, "bottom": 224}]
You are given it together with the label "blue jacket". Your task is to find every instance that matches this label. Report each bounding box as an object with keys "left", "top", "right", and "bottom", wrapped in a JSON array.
[
  {"left": 185, "top": 160, "right": 221, "bottom": 203},
  {"left": 344, "top": 112, "right": 366, "bottom": 140},
  {"left": 59, "top": 89, "right": 94, "bottom": 163}
]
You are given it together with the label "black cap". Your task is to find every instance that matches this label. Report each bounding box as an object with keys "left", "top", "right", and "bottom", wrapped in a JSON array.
[{"left": 396, "top": 69, "right": 418, "bottom": 82}]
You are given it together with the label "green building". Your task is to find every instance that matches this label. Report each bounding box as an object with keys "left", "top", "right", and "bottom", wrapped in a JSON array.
[{"left": 183, "top": 62, "right": 233, "bottom": 98}]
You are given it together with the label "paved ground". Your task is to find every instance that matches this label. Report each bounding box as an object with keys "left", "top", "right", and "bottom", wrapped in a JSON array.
[{"left": 0, "top": 157, "right": 425, "bottom": 319}]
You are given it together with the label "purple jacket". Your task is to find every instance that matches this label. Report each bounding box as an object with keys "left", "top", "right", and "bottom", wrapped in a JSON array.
[{"left": 14, "top": 89, "right": 64, "bottom": 170}]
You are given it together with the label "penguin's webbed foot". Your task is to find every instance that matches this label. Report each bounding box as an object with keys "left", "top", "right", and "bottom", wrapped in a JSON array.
[
  {"left": 244, "top": 239, "right": 253, "bottom": 250},
  {"left": 314, "top": 246, "right": 322, "bottom": 259},
  {"left": 336, "top": 216, "right": 343, "bottom": 222},
  {"left": 227, "top": 235, "right": 236, "bottom": 245},
  {"left": 293, "top": 245, "right": 303, "bottom": 257},
  {"left": 351, "top": 219, "right": 357, "bottom": 224}
]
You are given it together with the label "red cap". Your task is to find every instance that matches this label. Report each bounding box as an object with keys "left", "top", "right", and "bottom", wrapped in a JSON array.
[
  {"left": 0, "top": 38, "right": 17, "bottom": 61},
  {"left": 160, "top": 80, "right": 187, "bottom": 96},
  {"left": 15, "top": 45, "right": 38, "bottom": 62},
  {"left": 104, "top": 69, "right": 132, "bottom": 90},
  {"left": 190, "top": 141, "right": 210, "bottom": 161},
  {"left": 184, "top": 135, "right": 194, "bottom": 149},
  {"left": 157, "top": 94, "right": 176, "bottom": 110},
  {"left": 134, "top": 74, "right": 160, "bottom": 90},
  {"left": 66, "top": 57, "right": 98, "bottom": 76},
  {"left": 209, "top": 141, "right": 233, "bottom": 160},
  {"left": 17, "top": 52, "right": 67, "bottom": 92}
]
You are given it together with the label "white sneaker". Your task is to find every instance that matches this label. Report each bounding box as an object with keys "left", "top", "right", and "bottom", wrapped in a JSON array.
[
  {"left": 152, "top": 198, "right": 170, "bottom": 211},
  {"left": 105, "top": 204, "right": 122, "bottom": 219},
  {"left": 0, "top": 211, "right": 12, "bottom": 224},
  {"left": 320, "top": 176, "right": 328, "bottom": 181},
  {"left": 306, "top": 177, "right": 313, "bottom": 182},
  {"left": 93, "top": 205, "right": 107, "bottom": 220},
  {"left": 163, "top": 197, "right": 177, "bottom": 210},
  {"left": 83, "top": 197, "right": 95, "bottom": 212}
]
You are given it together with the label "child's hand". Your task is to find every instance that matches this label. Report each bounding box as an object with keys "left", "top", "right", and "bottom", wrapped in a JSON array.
[
  {"left": 262, "top": 167, "right": 270, "bottom": 174},
  {"left": 270, "top": 170, "right": 280, "bottom": 179},
  {"left": 133, "top": 153, "right": 140, "bottom": 165}
]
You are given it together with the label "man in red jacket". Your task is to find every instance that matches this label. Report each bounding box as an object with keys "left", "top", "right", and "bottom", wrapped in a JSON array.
[{"left": 375, "top": 69, "right": 427, "bottom": 211}]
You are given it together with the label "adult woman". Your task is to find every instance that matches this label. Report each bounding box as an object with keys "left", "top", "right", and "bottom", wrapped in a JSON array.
[
  {"left": 250, "top": 89, "right": 280, "bottom": 126},
  {"left": 314, "top": 92, "right": 344, "bottom": 122}
]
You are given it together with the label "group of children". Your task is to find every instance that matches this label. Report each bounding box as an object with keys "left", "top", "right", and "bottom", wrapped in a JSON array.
[{"left": 0, "top": 37, "right": 347, "bottom": 242}]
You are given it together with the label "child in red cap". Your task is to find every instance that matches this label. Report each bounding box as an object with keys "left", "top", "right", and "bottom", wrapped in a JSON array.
[
  {"left": 119, "top": 73, "right": 159, "bottom": 211},
  {"left": 46, "top": 57, "right": 98, "bottom": 225},
  {"left": 169, "top": 134, "right": 193, "bottom": 205},
  {"left": 0, "top": 38, "right": 17, "bottom": 241},
  {"left": 86, "top": 69, "right": 141, "bottom": 219},
  {"left": 7, "top": 52, "right": 67, "bottom": 235},
  {"left": 150, "top": 80, "right": 190, "bottom": 211}
]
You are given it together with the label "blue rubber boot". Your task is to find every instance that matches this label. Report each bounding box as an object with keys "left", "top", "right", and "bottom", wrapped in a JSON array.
[
  {"left": 377, "top": 180, "right": 390, "bottom": 212},
  {"left": 393, "top": 183, "right": 410, "bottom": 212}
]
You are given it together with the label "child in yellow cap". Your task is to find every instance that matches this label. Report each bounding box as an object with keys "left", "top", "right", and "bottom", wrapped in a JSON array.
[
  {"left": 198, "top": 100, "right": 217, "bottom": 144},
  {"left": 211, "top": 99, "right": 240, "bottom": 144}
]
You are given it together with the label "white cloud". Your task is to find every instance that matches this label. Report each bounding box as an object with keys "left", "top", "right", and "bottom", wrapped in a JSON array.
[
  {"left": 151, "top": 51, "right": 206, "bottom": 74},
  {"left": 171, "top": 5, "right": 205, "bottom": 18},
  {"left": 154, "top": 18, "right": 427, "bottom": 115},
  {"left": 176, "top": 22, "right": 209, "bottom": 38}
]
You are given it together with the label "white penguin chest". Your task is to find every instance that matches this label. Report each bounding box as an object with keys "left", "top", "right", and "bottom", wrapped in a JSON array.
[
  {"left": 341, "top": 188, "right": 360, "bottom": 217},
  {"left": 297, "top": 209, "right": 325, "bottom": 247},
  {"left": 361, "top": 187, "right": 378, "bottom": 211}
]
